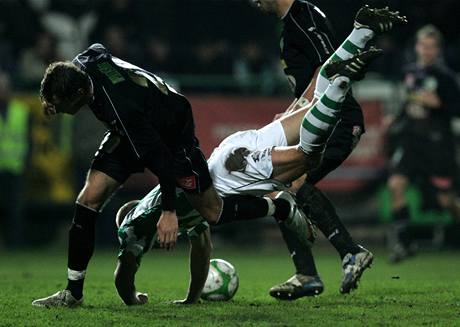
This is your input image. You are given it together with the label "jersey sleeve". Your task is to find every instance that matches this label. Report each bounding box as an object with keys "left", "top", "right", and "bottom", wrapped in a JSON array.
[
  {"left": 437, "top": 70, "right": 460, "bottom": 117},
  {"left": 283, "top": 5, "right": 335, "bottom": 97}
]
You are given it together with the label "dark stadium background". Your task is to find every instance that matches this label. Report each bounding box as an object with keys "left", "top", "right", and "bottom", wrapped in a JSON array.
[{"left": 1, "top": 0, "right": 460, "bottom": 249}]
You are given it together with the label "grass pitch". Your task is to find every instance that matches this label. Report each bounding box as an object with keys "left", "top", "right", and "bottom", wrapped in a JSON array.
[{"left": 1, "top": 246, "right": 459, "bottom": 326}]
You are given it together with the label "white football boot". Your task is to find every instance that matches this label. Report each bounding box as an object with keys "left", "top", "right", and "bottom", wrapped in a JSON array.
[
  {"left": 269, "top": 274, "right": 324, "bottom": 300},
  {"left": 340, "top": 245, "right": 374, "bottom": 294},
  {"left": 32, "top": 290, "right": 83, "bottom": 308}
]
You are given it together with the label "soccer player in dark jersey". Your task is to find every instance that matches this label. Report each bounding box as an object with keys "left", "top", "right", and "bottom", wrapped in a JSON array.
[
  {"left": 252, "top": 0, "right": 406, "bottom": 297},
  {"left": 386, "top": 25, "right": 460, "bottom": 263},
  {"left": 32, "top": 44, "right": 307, "bottom": 307}
]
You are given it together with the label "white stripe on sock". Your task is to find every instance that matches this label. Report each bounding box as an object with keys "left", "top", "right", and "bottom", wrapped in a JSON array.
[{"left": 68, "top": 268, "right": 86, "bottom": 281}]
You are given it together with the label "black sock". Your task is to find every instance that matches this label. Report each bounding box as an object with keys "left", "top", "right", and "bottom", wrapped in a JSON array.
[
  {"left": 297, "top": 183, "right": 360, "bottom": 259},
  {"left": 273, "top": 198, "right": 291, "bottom": 221},
  {"left": 217, "top": 195, "right": 269, "bottom": 225},
  {"left": 278, "top": 222, "right": 318, "bottom": 276},
  {"left": 66, "top": 203, "right": 98, "bottom": 299},
  {"left": 392, "top": 206, "right": 411, "bottom": 248}
]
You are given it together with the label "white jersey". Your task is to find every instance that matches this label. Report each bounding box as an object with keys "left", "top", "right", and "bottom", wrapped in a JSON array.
[{"left": 208, "top": 120, "right": 289, "bottom": 197}]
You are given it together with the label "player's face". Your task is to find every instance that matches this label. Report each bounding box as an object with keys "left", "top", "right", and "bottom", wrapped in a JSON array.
[
  {"left": 44, "top": 89, "right": 92, "bottom": 116},
  {"left": 251, "top": 0, "right": 278, "bottom": 13},
  {"left": 415, "top": 36, "right": 440, "bottom": 67}
]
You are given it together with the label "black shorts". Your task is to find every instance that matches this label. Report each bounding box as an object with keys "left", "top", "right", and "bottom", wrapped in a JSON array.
[
  {"left": 91, "top": 131, "right": 213, "bottom": 194},
  {"left": 390, "top": 133, "right": 456, "bottom": 191},
  {"left": 306, "top": 95, "right": 364, "bottom": 185}
]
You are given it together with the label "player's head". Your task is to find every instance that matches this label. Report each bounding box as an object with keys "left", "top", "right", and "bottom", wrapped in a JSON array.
[
  {"left": 415, "top": 25, "right": 443, "bottom": 67},
  {"left": 116, "top": 200, "right": 140, "bottom": 228},
  {"left": 40, "top": 62, "right": 94, "bottom": 116}
]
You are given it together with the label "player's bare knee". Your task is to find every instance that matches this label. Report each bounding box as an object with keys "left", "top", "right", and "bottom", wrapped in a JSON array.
[
  {"left": 76, "top": 188, "right": 106, "bottom": 210},
  {"left": 201, "top": 205, "right": 222, "bottom": 225},
  {"left": 437, "top": 192, "right": 453, "bottom": 209},
  {"left": 388, "top": 175, "right": 408, "bottom": 196}
]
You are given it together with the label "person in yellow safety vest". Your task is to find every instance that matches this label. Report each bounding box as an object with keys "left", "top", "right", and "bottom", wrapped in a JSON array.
[{"left": 0, "top": 71, "right": 30, "bottom": 248}]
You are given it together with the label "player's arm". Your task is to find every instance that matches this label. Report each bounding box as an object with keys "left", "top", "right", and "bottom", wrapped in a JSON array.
[
  {"left": 274, "top": 67, "right": 320, "bottom": 120},
  {"left": 174, "top": 229, "right": 212, "bottom": 304},
  {"left": 114, "top": 252, "right": 148, "bottom": 305}
]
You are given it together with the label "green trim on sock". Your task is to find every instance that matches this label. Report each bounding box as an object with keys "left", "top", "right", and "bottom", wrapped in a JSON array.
[
  {"left": 311, "top": 106, "right": 337, "bottom": 124},
  {"left": 342, "top": 40, "right": 361, "bottom": 55},
  {"left": 302, "top": 118, "right": 326, "bottom": 136},
  {"left": 320, "top": 94, "right": 341, "bottom": 110}
]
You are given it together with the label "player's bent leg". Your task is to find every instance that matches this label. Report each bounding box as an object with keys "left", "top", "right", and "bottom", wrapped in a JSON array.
[
  {"left": 387, "top": 174, "right": 409, "bottom": 210},
  {"left": 386, "top": 174, "right": 414, "bottom": 263},
  {"left": 77, "top": 169, "right": 122, "bottom": 210},
  {"left": 32, "top": 170, "right": 122, "bottom": 307},
  {"left": 184, "top": 186, "right": 223, "bottom": 225}
]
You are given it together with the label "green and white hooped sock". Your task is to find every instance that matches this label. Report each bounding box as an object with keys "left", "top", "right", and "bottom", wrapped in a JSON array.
[
  {"left": 300, "top": 76, "right": 351, "bottom": 154},
  {"left": 314, "top": 28, "right": 374, "bottom": 98}
]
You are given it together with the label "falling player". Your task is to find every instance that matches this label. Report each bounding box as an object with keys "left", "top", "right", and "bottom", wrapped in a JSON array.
[{"left": 251, "top": 1, "right": 406, "bottom": 297}]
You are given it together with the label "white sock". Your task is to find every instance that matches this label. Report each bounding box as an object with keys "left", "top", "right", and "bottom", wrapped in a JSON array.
[
  {"left": 300, "top": 76, "right": 351, "bottom": 154},
  {"left": 314, "top": 28, "right": 374, "bottom": 98}
]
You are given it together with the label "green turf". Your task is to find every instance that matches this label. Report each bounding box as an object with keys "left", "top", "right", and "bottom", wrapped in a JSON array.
[{"left": 1, "top": 246, "right": 459, "bottom": 326}]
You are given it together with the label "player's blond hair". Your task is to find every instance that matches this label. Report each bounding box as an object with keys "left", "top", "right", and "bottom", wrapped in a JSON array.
[{"left": 116, "top": 200, "right": 140, "bottom": 228}]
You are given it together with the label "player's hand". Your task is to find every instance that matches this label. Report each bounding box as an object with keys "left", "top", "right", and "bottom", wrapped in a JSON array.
[
  {"left": 157, "top": 210, "right": 178, "bottom": 250},
  {"left": 42, "top": 101, "right": 57, "bottom": 117},
  {"left": 414, "top": 90, "right": 441, "bottom": 109},
  {"left": 130, "top": 292, "right": 148, "bottom": 305}
]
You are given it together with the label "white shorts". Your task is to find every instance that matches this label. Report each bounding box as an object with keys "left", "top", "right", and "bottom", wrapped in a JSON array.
[{"left": 208, "top": 120, "right": 288, "bottom": 197}]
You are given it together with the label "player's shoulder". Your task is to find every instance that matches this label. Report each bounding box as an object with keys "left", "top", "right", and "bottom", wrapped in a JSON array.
[
  {"left": 284, "top": 0, "right": 328, "bottom": 23},
  {"left": 431, "top": 63, "right": 457, "bottom": 80},
  {"left": 72, "top": 43, "right": 111, "bottom": 69}
]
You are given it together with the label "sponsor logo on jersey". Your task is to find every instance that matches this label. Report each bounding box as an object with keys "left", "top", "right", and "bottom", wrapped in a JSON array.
[
  {"left": 177, "top": 176, "right": 197, "bottom": 190},
  {"left": 97, "top": 62, "right": 125, "bottom": 84}
]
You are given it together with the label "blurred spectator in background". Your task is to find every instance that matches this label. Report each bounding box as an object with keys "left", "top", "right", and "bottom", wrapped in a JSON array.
[
  {"left": 19, "top": 31, "right": 60, "bottom": 85},
  {"left": 0, "top": 72, "right": 31, "bottom": 249},
  {"left": 91, "top": 0, "right": 140, "bottom": 43},
  {"left": 41, "top": 0, "right": 96, "bottom": 59},
  {"left": 386, "top": 25, "right": 460, "bottom": 263},
  {"left": 234, "top": 42, "right": 278, "bottom": 94},
  {"left": 143, "top": 36, "right": 174, "bottom": 75},
  {"left": 101, "top": 25, "right": 137, "bottom": 62}
]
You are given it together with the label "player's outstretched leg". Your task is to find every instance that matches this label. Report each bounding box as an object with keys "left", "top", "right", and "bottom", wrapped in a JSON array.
[
  {"left": 297, "top": 49, "right": 382, "bottom": 294},
  {"left": 300, "top": 48, "right": 383, "bottom": 155},
  {"left": 314, "top": 5, "right": 406, "bottom": 97}
]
